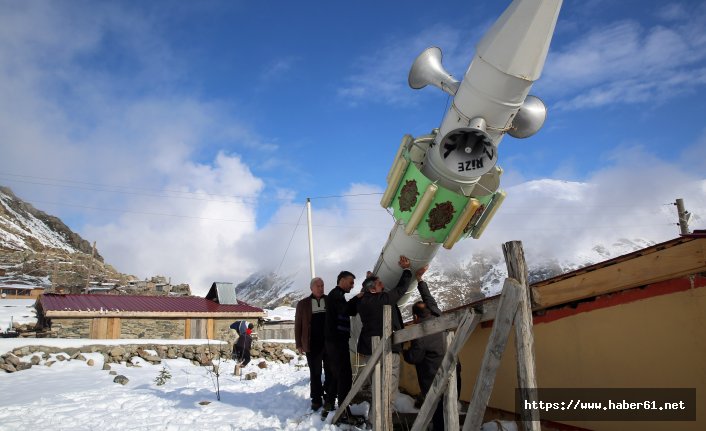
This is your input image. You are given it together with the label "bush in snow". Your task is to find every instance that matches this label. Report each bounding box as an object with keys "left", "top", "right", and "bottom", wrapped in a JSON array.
[{"left": 154, "top": 366, "right": 172, "bottom": 386}]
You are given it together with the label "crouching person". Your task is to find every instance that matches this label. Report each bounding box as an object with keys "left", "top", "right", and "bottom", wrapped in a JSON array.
[
  {"left": 403, "top": 264, "right": 446, "bottom": 430},
  {"left": 233, "top": 323, "right": 253, "bottom": 367}
]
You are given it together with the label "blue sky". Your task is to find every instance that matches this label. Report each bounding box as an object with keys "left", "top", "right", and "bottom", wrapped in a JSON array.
[{"left": 1, "top": 0, "right": 705, "bottom": 294}]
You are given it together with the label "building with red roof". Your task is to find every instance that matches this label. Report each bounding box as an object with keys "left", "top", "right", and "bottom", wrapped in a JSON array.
[{"left": 36, "top": 288, "right": 265, "bottom": 340}]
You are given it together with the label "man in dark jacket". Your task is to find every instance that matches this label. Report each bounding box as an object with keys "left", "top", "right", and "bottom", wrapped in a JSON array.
[
  {"left": 233, "top": 328, "right": 252, "bottom": 367},
  {"left": 324, "top": 270, "right": 360, "bottom": 420},
  {"left": 357, "top": 255, "right": 419, "bottom": 406},
  {"left": 403, "top": 265, "right": 446, "bottom": 430},
  {"left": 294, "top": 277, "right": 330, "bottom": 411}
]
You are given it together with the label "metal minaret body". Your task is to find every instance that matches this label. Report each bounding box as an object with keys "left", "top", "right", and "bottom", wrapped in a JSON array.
[{"left": 371, "top": 0, "right": 563, "bottom": 306}]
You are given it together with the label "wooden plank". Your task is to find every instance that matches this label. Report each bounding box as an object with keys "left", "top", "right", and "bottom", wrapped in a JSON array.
[
  {"left": 393, "top": 310, "right": 463, "bottom": 344},
  {"left": 107, "top": 318, "right": 121, "bottom": 339},
  {"left": 444, "top": 330, "right": 460, "bottom": 431},
  {"left": 533, "top": 238, "right": 706, "bottom": 308},
  {"left": 89, "top": 318, "right": 98, "bottom": 339},
  {"left": 194, "top": 319, "right": 206, "bottom": 338},
  {"left": 382, "top": 305, "right": 393, "bottom": 431},
  {"left": 107, "top": 318, "right": 114, "bottom": 339},
  {"left": 184, "top": 318, "right": 191, "bottom": 339},
  {"left": 207, "top": 318, "right": 214, "bottom": 339},
  {"left": 503, "top": 241, "right": 540, "bottom": 431},
  {"left": 330, "top": 336, "right": 384, "bottom": 424},
  {"left": 462, "top": 278, "right": 521, "bottom": 431},
  {"left": 371, "top": 336, "right": 382, "bottom": 431},
  {"left": 411, "top": 309, "right": 480, "bottom": 431},
  {"left": 91, "top": 318, "right": 108, "bottom": 339}
]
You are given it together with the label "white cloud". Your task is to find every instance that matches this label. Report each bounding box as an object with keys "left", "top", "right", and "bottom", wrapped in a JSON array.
[
  {"left": 541, "top": 4, "right": 706, "bottom": 110},
  {"left": 260, "top": 57, "right": 298, "bottom": 83},
  {"left": 453, "top": 143, "right": 706, "bottom": 267},
  {"left": 337, "top": 24, "right": 485, "bottom": 106},
  {"left": 82, "top": 152, "right": 264, "bottom": 291}
]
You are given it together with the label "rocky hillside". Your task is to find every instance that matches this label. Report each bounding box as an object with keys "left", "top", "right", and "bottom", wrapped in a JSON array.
[
  {"left": 0, "top": 186, "right": 99, "bottom": 258},
  {"left": 0, "top": 186, "right": 189, "bottom": 295}
]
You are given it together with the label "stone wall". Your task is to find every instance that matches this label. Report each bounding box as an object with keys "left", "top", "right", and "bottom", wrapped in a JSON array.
[
  {"left": 47, "top": 317, "right": 260, "bottom": 341},
  {"left": 51, "top": 318, "right": 91, "bottom": 338},
  {"left": 1, "top": 341, "right": 297, "bottom": 374},
  {"left": 121, "top": 319, "right": 184, "bottom": 339}
]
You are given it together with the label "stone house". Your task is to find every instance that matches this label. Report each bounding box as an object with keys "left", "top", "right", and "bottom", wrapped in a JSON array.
[{"left": 35, "top": 293, "right": 265, "bottom": 340}]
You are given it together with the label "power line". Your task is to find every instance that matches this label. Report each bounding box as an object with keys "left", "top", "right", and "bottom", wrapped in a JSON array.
[
  {"left": 275, "top": 205, "right": 306, "bottom": 275},
  {"left": 0, "top": 172, "right": 384, "bottom": 203},
  {"left": 0, "top": 176, "right": 268, "bottom": 204},
  {"left": 21, "top": 198, "right": 393, "bottom": 228},
  {"left": 309, "top": 192, "right": 383, "bottom": 199}
]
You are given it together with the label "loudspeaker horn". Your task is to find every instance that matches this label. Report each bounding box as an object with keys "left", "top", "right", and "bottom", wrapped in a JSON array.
[{"left": 408, "top": 47, "right": 460, "bottom": 96}]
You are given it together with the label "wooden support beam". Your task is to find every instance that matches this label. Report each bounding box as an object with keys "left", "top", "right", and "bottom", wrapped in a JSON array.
[
  {"left": 382, "top": 305, "right": 393, "bottom": 431},
  {"left": 444, "top": 330, "right": 460, "bottom": 431},
  {"left": 503, "top": 241, "right": 540, "bottom": 431},
  {"left": 393, "top": 311, "right": 464, "bottom": 344},
  {"left": 371, "top": 336, "right": 382, "bottom": 431},
  {"left": 411, "top": 309, "right": 480, "bottom": 431},
  {"left": 462, "top": 278, "right": 521, "bottom": 431}
]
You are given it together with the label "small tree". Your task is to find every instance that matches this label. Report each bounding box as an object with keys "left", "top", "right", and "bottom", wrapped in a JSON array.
[
  {"left": 204, "top": 339, "right": 229, "bottom": 401},
  {"left": 154, "top": 365, "right": 172, "bottom": 386}
]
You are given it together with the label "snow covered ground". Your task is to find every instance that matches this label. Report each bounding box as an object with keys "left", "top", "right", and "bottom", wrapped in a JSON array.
[
  {"left": 0, "top": 337, "right": 513, "bottom": 430},
  {"left": 0, "top": 298, "right": 36, "bottom": 331},
  {"left": 0, "top": 344, "right": 350, "bottom": 430}
]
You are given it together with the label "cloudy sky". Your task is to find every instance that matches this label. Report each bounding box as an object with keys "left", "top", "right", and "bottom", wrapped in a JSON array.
[{"left": 1, "top": 0, "right": 705, "bottom": 296}]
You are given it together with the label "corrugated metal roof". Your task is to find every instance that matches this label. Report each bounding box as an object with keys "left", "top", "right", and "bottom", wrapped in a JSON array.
[
  {"left": 40, "top": 294, "right": 263, "bottom": 314},
  {"left": 213, "top": 282, "right": 237, "bottom": 305}
]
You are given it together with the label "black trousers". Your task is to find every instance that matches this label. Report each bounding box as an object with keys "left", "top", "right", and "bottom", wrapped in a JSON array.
[
  {"left": 234, "top": 346, "right": 250, "bottom": 367},
  {"left": 305, "top": 347, "right": 330, "bottom": 402},
  {"left": 325, "top": 341, "right": 352, "bottom": 407}
]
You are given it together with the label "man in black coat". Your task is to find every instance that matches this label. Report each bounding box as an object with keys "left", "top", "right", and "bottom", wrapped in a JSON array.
[
  {"left": 324, "top": 270, "right": 360, "bottom": 420},
  {"left": 403, "top": 265, "right": 446, "bottom": 430},
  {"left": 233, "top": 328, "right": 252, "bottom": 367},
  {"left": 357, "top": 255, "right": 421, "bottom": 406}
]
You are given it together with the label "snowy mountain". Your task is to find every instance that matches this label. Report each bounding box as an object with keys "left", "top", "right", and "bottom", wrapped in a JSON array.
[
  {"left": 235, "top": 237, "right": 656, "bottom": 312},
  {"left": 235, "top": 271, "right": 299, "bottom": 308}
]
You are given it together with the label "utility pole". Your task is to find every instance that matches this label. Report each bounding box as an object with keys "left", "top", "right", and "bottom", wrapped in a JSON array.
[
  {"left": 306, "top": 198, "right": 316, "bottom": 279},
  {"left": 675, "top": 198, "right": 691, "bottom": 235},
  {"left": 84, "top": 241, "right": 96, "bottom": 293}
]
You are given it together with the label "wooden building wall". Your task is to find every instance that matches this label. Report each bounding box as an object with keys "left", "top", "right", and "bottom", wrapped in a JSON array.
[{"left": 398, "top": 276, "right": 706, "bottom": 431}]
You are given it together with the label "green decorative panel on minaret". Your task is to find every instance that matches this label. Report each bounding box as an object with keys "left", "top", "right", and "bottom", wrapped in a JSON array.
[
  {"left": 390, "top": 162, "right": 464, "bottom": 242},
  {"left": 389, "top": 158, "right": 499, "bottom": 243}
]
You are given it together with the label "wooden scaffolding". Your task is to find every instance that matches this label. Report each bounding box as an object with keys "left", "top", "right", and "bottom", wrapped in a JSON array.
[{"left": 331, "top": 241, "right": 541, "bottom": 430}]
